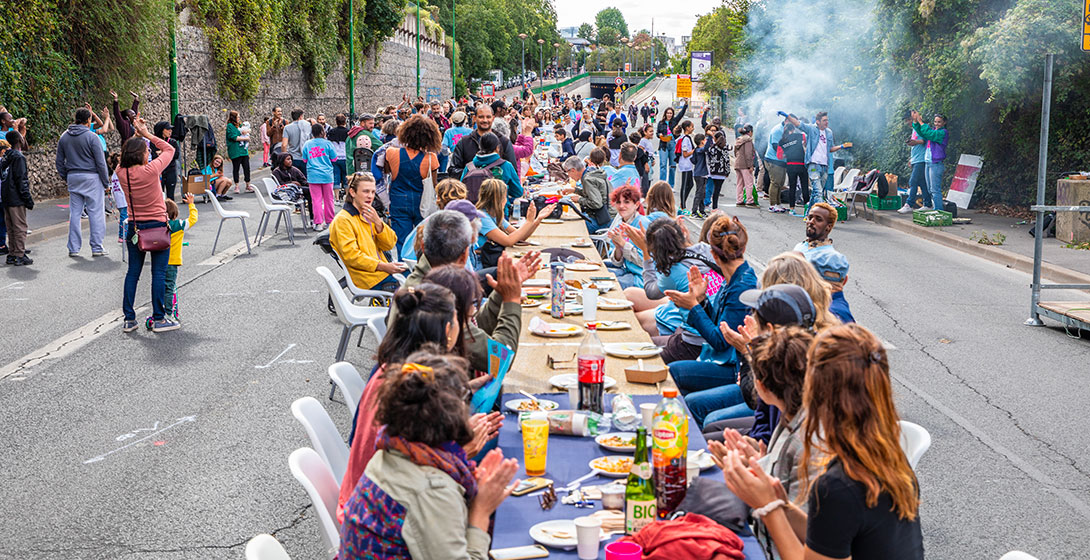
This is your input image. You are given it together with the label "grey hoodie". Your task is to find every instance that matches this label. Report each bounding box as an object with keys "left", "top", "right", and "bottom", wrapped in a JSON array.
[{"left": 56, "top": 124, "right": 109, "bottom": 187}]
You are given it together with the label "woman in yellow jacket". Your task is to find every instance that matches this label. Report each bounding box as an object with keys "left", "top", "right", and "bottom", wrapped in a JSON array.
[{"left": 329, "top": 173, "right": 407, "bottom": 292}]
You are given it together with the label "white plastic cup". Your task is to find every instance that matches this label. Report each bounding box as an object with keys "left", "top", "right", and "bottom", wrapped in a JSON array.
[
  {"left": 574, "top": 516, "right": 603, "bottom": 560},
  {"left": 640, "top": 403, "right": 656, "bottom": 430},
  {"left": 568, "top": 384, "right": 580, "bottom": 409},
  {"left": 583, "top": 287, "right": 598, "bottom": 321}
]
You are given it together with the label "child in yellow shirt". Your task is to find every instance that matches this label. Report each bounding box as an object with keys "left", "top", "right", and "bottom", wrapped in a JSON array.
[{"left": 164, "top": 193, "right": 198, "bottom": 321}]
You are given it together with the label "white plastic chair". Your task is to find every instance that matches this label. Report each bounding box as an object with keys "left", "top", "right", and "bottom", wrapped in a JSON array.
[
  {"left": 253, "top": 182, "right": 296, "bottom": 245},
  {"left": 206, "top": 188, "right": 252, "bottom": 255},
  {"left": 291, "top": 397, "right": 349, "bottom": 484},
  {"left": 328, "top": 361, "right": 367, "bottom": 416},
  {"left": 833, "top": 168, "right": 860, "bottom": 191},
  {"left": 366, "top": 314, "right": 388, "bottom": 344},
  {"left": 316, "top": 266, "right": 389, "bottom": 362},
  {"left": 332, "top": 247, "right": 399, "bottom": 307},
  {"left": 999, "top": 552, "right": 1040, "bottom": 560},
  {"left": 245, "top": 534, "right": 292, "bottom": 560},
  {"left": 831, "top": 171, "right": 872, "bottom": 222},
  {"left": 899, "top": 420, "right": 931, "bottom": 470},
  {"left": 288, "top": 448, "right": 341, "bottom": 560},
  {"left": 263, "top": 177, "right": 310, "bottom": 232}
]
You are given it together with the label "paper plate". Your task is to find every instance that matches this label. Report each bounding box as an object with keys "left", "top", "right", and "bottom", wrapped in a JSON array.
[
  {"left": 595, "top": 432, "right": 638, "bottom": 453},
  {"left": 529, "top": 519, "right": 607, "bottom": 550},
  {"left": 689, "top": 451, "right": 716, "bottom": 471},
  {"left": 541, "top": 218, "right": 565, "bottom": 224},
  {"left": 565, "top": 262, "right": 600, "bottom": 272},
  {"left": 538, "top": 302, "right": 583, "bottom": 315},
  {"left": 531, "top": 323, "right": 584, "bottom": 338},
  {"left": 523, "top": 279, "right": 550, "bottom": 287},
  {"left": 523, "top": 287, "right": 550, "bottom": 298},
  {"left": 584, "top": 320, "right": 631, "bottom": 331},
  {"left": 548, "top": 373, "right": 618, "bottom": 391},
  {"left": 589, "top": 455, "right": 634, "bottom": 478},
  {"left": 603, "top": 342, "right": 663, "bottom": 359},
  {"left": 504, "top": 398, "right": 560, "bottom": 413},
  {"left": 597, "top": 297, "right": 634, "bottom": 310}
]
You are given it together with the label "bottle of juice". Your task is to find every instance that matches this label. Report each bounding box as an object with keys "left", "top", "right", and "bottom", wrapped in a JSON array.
[
  {"left": 651, "top": 388, "right": 688, "bottom": 518},
  {"left": 625, "top": 426, "right": 656, "bottom": 534}
]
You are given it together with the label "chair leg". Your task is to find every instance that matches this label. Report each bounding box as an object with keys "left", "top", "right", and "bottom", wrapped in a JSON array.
[
  {"left": 284, "top": 211, "right": 295, "bottom": 245},
  {"left": 212, "top": 219, "right": 225, "bottom": 255},
  {"left": 255, "top": 213, "right": 266, "bottom": 245},
  {"left": 328, "top": 380, "right": 338, "bottom": 401},
  {"left": 240, "top": 218, "right": 251, "bottom": 254},
  {"left": 357, "top": 322, "right": 366, "bottom": 347},
  {"left": 274, "top": 213, "right": 282, "bottom": 234},
  {"left": 335, "top": 325, "right": 352, "bottom": 362}
]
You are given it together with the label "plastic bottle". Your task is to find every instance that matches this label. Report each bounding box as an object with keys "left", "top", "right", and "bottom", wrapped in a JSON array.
[
  {"left": 577, "top": 324, "right": 605, "bottom": 414},
  {"left": 610, "top": 394, "right": 640, "bottom": 431},
  {"left": 625, "top": 426, "right": 656, "bottom": 534},
  {"left": 651, "top": 388, "right": 688, "bottom": 518}
]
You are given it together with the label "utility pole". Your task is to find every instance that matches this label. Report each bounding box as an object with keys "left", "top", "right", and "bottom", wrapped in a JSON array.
[
  {"left": 651, "top": 19, "right": 655, "bottom": 73},
  {"left": 519, "top": 33, "right": 527, "bottom": 86},
  {"left": 538, "top": 38, "right": 544, "bottom": 90},
  {"left": 168, "top": 0, "right": 178, "bottom": 120},
  {"left": 348, "top": 0, "right": 355, "bottom": 116},
  {"left": 415, "top": 0, "right": 421, "bottom": 99},
  {"left": 451, "top": 0, "right": 456, "bottom": 98}
]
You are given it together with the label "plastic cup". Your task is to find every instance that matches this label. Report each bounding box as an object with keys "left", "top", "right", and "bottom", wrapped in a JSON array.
[
  {"left": 604, "top": 541, "right": 643, "bottom": 560},
  {"left": 640, "top": 403, "right": 656, "bottom": 430},
  {"left": 521, "top": 419, "right": 549, "bottom": 476},
  {"left": 568, "top": 384, "right": 580, "bottom": 409},
  {"left": 687, "top": 459, "right": 700, "bottom": 485},
  {"left": 574, "top": 516, "right": 602, "bottom": 560},
  {"left": 583, "top": 287, "right": 598, "bottom": 321}
]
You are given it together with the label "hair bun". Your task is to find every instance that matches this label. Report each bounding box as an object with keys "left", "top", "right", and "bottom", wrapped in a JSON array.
[{"left": 394, "top": 288, "right": 422, "bottom": 314}]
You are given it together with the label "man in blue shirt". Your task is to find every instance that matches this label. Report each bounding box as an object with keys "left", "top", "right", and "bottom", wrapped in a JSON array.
[
  {"left": 606, "top": 143, "right": 642, "bottom": 192},
  {"left": 808, "top": 248, "right": 855, "bottom": 324},
  {"left": 762, "top": 114, "right": 789, "bottom": 211},
  {"left": 898, "top": 109, "right": 931, "bottom": 212}
]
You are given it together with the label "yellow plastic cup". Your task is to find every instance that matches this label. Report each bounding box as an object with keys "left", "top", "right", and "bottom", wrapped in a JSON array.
[{"left": 522, "top": 419, "right": 549, "bottom": 476}]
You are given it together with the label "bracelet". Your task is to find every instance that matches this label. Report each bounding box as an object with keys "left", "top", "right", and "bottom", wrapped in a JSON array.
[{"left": 752, "top": 499, "right": 785, "bottom": 519}]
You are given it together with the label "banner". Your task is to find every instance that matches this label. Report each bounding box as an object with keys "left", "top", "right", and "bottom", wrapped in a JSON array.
[
  {"left": 691, "top": 51, "right": 713, "bottom": 81},
  {"left": 676, "top": 74, "right": 692, "bottom": 98},
  {"left": 947, "top": 154, "right": 983, "bottom": 210}
]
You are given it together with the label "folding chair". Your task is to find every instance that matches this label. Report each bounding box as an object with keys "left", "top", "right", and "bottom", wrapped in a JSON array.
[
  {"left": 328, "top": 362, "right": 367, "bottom": 416},
  {"left": 291, "top": 397, "right": 349, "bottom": 484},
  {"left": 898, "top": 420, "right": 931, "bottom": 470},
  {"left": 205, "top": 189, "right": 251, "bottom": 255},
  {"left": 252, "top": 182, "right": 296, "bottom": 245},
  {"left": 245, "top": 534, "right": 292, "bottom": 560},
  {"left": 287, "top": 448, "right": 341, "bottom": 559},
  {"left": 830, "top": 171, "right": 873, "bottom": 222}
]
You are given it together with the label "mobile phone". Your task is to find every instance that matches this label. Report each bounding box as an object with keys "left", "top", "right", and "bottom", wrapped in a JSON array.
[
  {"left": 490, "top": 544, "right": 549, "bottom": 560},
  {"left": 511, "top": 477, "right": 553, "bottom": 496}
]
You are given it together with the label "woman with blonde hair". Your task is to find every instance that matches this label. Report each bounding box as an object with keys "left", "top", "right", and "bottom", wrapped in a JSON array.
[
  {"left": 475, "top": 178, "right": 553, "bottom": 268},
  {"left": 720, "top": 323, "right": 923, "bottom": 560},
  {"left": 759, "top": 252, "right": 838, "bottom": 332}
]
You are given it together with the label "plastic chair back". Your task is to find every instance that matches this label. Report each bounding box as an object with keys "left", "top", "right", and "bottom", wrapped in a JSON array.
[
  {"left": 290, "top": 397, "right": 349, "bottom": 484},
  {"left": 999, "top": 552, "right": 1040, "bottom": 560},
  {"left": 245, "top": 534, "right": 292, "bottom": 560},
  {"left": 317, "top": 266, "right": 355, "bottom": 327},
  {"left": 328, "top": 362, "right": 367, "bottom": 417},
  {"left": 263, "top": 177, "right": 281, "bottom": 198},
  {"left": 898, "top": 420, "right": 931, "bottom": 470},
  {"left": 367, "top": 314, "right": 388, "bottom": 344},
  {"left": 206, "top": 188, "right": 228, "bottom": 215},
  {"left": 253, "top": 181, "right": 274, "bottom": 211},
  {"left": 288, "top": 448, "right": 341, "bottom": 559}
]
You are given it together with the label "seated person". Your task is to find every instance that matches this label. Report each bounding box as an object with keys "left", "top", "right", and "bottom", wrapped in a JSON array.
[
  {"left": 645, "top": 180, "right": 677, "bottom": 223},
  {"left": 559, "top": 152, "right": 610, "bottom": 234},
  {"left": 607, "top": 143, "right": 643, "bottom": 191},
  {"left": 271, "top": 153, "right": 313, "bottom": 223},
  {"left": 719, "top": 324, "right": 924, "bottom": 560},
  {"left": 807, "top": 248, "right": 855, "bottom": 324},
  {"left": 339, "top": 349, "right": 519, "bottom": 560},
  {"left": 475, "top": 178, "right": 553, "bottom": 268},
  {"left": 328, "top": 173, "right": 407, "bottom": 292},
  {"left": 604, "top": 184, "right": 651, "bottom": 289},
  {"left": 202, "top": 154, "right": 233, "bottom": 200},
  {"left": 552, "top": 125, "right": 576, "bottom": 162},
  {"left": 400, "top": 178, "right": 469, "bottom": 262}
]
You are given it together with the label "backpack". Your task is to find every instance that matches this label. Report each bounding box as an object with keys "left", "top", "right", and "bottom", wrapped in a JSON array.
[
  {"left": 675, "top": 135, "right": 689, "bottom": 156},
  {"left": 462, "top": 159, "right": 505, "bottom": 203}
]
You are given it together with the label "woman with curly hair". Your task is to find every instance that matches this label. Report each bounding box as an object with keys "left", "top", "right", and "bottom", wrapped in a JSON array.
[
  {"left": 604, "top": 183, "right": 651, "bottom": 289},
  {"left": 385, "top": 114, "right": 441, "bottom": 254}
]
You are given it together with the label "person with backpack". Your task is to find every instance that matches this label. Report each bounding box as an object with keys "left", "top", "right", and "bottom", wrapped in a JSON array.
[
  {"left": 706, "top": 131, "right": 732, "bottom": 211},
  {"left": 448, "top": 105, "right": 516, "bottom": 178},
  {"left": 675, "top": 120, "right": 696, "bottom": 213},
  {"left": 461, "top": 132, "right": 521, "bottom": 206}
]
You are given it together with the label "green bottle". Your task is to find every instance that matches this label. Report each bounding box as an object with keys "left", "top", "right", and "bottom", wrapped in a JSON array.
[{"left": 625, "top": 426, "right": 656, "bottom": 534}]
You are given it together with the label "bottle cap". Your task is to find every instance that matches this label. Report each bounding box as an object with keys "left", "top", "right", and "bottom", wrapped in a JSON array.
[{"left": 662, "top": 388, "right": 677, "bottom": 398}]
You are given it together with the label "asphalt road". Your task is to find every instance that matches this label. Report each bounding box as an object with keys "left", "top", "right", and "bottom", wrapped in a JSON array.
[{"left": 2, "top": 101, "right": 1089, "bottom": 559}]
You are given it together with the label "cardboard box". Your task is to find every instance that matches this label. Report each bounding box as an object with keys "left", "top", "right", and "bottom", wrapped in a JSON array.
[
  {"left": 624, "top": 364, "right": 669, "bottom": 384},
  {"left": 182, "top": 174, "right": 211, "bottom": 196}
]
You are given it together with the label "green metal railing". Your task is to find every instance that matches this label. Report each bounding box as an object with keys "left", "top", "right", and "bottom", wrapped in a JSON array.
[
  {"left": 529, "top": 72, "right": 590, "bottom": 94},
  {"left": 620, "top": 73, "right": 657, "bottom": 103}
]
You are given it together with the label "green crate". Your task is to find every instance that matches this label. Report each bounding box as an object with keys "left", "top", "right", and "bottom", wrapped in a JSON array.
[
  {"left": 912, "top": 209, "right": 953, "bottom": 227},
  {"left": 867, "top": 194, "right": 903, "bottom": 211},
  {"left": 832, "top": 205, "right": 848, "bottom": 221}
]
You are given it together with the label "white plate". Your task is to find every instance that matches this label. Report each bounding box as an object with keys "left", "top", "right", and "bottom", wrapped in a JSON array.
[
  {"left": 531, "top": 323, "right": 584, "bottom": 338},
  {"left": 541, "top": 218, "right": 565, "bottom": 224},
  {"left": 504, "top": 398, "right": 560, "bottom": 413},
  {"left": 523, "top": 279, "right": 550, "bottom": 287},
  {"left": 589, "top": 455, "right": 634, "bottom": 478},
  {"left": 595, "top": 432, "right": 638, "bottom": 453},
  {"left": 689, "top": 451, "right": 716, "bottom": 471},
  {"left": 565, "top": 262, "right": 600, "bottom": 272},
  {"left": 548, "top": 373, "right": 618, "bottom": 391},
  {"left": 584, "top": 320, "right": 631, "bottom": 331},
  {"left": 597, "top": 297, "right": 634, "bottom": 310},
  {"left": 603, "top": 342, "right": 663, "bottom": 359},
  {"left": 539, "top": 302, "right": 583, "bottom": 315},
  {"left": 529, "top": 519, "right": 607, "bottom": 550}
]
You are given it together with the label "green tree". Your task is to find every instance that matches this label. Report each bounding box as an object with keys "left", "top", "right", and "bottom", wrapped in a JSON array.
[
  {"left": 578, "top": 23, "right": 595, "bottom": 41},
  {"left": 597, "top": 26, "right": 619, "bottom": 46},
  {"left": 594, "top": 7, "right": 628, "bottom": 41}
]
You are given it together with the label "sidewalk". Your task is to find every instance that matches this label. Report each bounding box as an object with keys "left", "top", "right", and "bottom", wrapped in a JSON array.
[{"left": 864, "top": 206, "right": 1090, "bottom": 286}]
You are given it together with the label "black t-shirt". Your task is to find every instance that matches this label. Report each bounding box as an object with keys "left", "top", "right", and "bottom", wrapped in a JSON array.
[
  {"left": 778, "top": 131, "right": 806, "bottom": 165},
  {"left": 806, "top": 461, "right": 924, "bottom": 560}
]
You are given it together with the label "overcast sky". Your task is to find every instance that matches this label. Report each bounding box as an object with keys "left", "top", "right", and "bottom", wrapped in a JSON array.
[{"left": 553, "top": 0, "right": 722, "bottom": 41}]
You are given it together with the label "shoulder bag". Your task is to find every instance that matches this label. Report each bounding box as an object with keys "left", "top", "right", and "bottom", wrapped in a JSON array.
[{"left": 124, "top": 168, "right": 171, "bottom": 252}]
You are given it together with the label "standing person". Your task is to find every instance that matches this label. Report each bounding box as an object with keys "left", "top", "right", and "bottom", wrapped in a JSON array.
[
  {"left": 441, "top": 111, "right": 473, "bottom": 172},
  {"left": 267, "top": 107, "right": 285, "bottom": 159},
  {"left": 448, "top": 105, "right": 516, "bottom": 178},
  {"left": 778, "top": 123, "right": 809, "bottom": 215},
  {"left": 657, "top": 99, "right": 688, "bottom": 183},
  {"left": 259, "top": 116, "right": 270, "bottom": 167},
  {"left": 110, "top": 90, "right": 139, "bottom": 144},
  {"left": 691, "top": 133, "right": 710, "bottom": 219},
  {"left": 330, "top": 173, "right": 406, "bottom": 292},
  {"left": 607, "top": 143, "right": 642, "bottom": 191},
  {"left": 328, "top": 114, "right": 350, "bottom": 196},
  {"left": 675, "top": 120, "right": 696, "bottom": 213},
  {"left": 56, "top": 106, "right": 109, "bottom": 258},
  {"left": 706, "top": 131, "right": 731, "bottom": 210},
  {"left": 107, "top": 152, "right": 128, "bottom": 243},
  {"left": 789, "top": 112, "right": 842, "bottom": 204},
  {"left": 163, "top": 194, "right": 197, "bottom": 322},
  {"left": 719, "top": 324, "right": 924, "bottom": 560},
  {"left": 637, "top": 125, "right": 657, "bottom": 193},
  {"left": 734, "top": 125, "right": 757, "bottom": 207},
  {"left": 911, "top": 110, "right": 948, "bottom": 212},
  {"left": 386, "top": 114, "right": 442, "bottom": 253},
  {"left": 762, "top": 114, "right": 789, "bottom": 213},
  {"left": 117, "top": 118, "right": 179, "bottom": 333},
  {"left": 1, "top": 131, "right": 33, "bottom": 265},
  {"left": 302, "top": 123, "right": 338, "bottom": 230},
  {"left": 225, "top": 110, "right": 252, "bottom": 194},
  {"left": 151, "top": 121, "right": 181, "bottom": 201},
  {"left": 640, "top": 103, "right": 650, "bottom": 124},
  {"left": 898, "top": 110, "right": 930, "bottom": 213},
  {"left": 282, "top": 108, "right": 312, "bottom": 175}
]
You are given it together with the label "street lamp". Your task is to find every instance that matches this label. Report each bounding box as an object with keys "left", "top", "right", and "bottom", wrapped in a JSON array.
[
  {"left": 620, "top": 37, "right": 629, "bottom": 78},
  {"left": 537, "top": 38, "right": 545, "bottom": 91},
  {"left": 518, "top": 33, "right": 527, "bottom": 87},
  {"left": 553, "top": 42, "right": 560, "bottom": 84}
]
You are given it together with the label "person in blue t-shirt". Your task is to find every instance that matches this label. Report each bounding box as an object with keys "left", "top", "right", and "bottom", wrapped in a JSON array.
[
  {"left": 808, "top": 247, "right": 855, "bottom": 324},
  {"left": 898, "top": 109, "right": 932, "bottom": 212},
  {"left": 302, "top": 123, "right": 338, "bottom": 230},
  {"left": 474, "top": 178, "right": 554, "bottom": 268},
  {"left": 607, "top": 143, "right": 642, "bottom": 192}
]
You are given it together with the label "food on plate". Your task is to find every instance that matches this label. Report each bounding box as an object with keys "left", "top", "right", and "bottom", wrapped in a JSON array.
[
  {"left": 591, "top": 456, "right": 633, "bottom": 474},
  {"left": 517, "top": 400, "right": 546, "bottom": 411},
  {"left": 565, "top": 279, "right": 583, "bottom": 290},
  {"left": 599, "top": 434, "right": 636, "bottom": 449}
]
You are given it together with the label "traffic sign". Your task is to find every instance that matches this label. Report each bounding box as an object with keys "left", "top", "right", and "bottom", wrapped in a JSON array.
[
  {"left": 615, "top": 76, "right": 624, "bottom": 86},
  {"left": 1083, "top": 0, "right": 1090, "bottom": 51}
]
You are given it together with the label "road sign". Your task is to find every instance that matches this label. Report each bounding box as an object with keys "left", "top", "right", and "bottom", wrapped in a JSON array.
[
  {"left": 615, "top": 76, "right": 624, "bottom": 86},
  {"left": 676, "top": 74, "right": 692, "bottom": 98},
  {"left": 1084, "top": 0, "right": 1090, "bottom": 51},
  {"left": 624, "top": 63, "right": 631, "bottom": 72}
]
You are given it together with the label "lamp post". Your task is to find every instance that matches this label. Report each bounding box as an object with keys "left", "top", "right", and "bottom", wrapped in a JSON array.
[
  {"left": 553, "top": 42, "right": 560, "bottom": 84},
  {"left": 620, "top": 37, "right": 629, "bottom": 78},
  {"left": 537, "top": 38, "right": 544, "bottom": 91},
  {"left": 415, "top": 0, "right": 421, "bottom": 99},
  {"left": 519, "top": 33, "right": 527, "bottom": 86},
  {"left": 451, "top": 0, "right": 456, "bottom": 98}
]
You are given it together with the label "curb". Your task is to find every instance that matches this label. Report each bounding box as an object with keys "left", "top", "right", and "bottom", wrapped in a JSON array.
[{"left": 867, "top": 212, "right": 1090, "bottom": 287}]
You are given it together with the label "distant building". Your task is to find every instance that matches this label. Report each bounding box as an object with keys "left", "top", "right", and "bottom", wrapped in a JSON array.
[
  {"left": 565, "top": 36, "right": 591, "bottom": 53},
  {"left": 681, "top": 35, "right": 691, "bottom": 52},
  {"left": 559, "top": 26, "right": 579, "bottom": 39},
  {"left": 658, "top": 35, "right": 677, "bottom": 57}
]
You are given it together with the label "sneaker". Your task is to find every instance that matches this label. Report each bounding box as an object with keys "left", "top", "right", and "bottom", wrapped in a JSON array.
[
  {"left": 896, "top": 203, "right": 913, "bottom": 214},
  {"left": 234, "top": 185, "right": 241, "bottom": 194},
  {"left": 152, "top": 318, "right": 181, "bottom": 332},
  {"left": 790, "top": 208, "right": 805, "bottom": 217},
  {"left": 118, "top": 237, "right": 125, "bottom": 244},
  {"left": 6, "top": 255, "right": 15, "bottom": 265},
  {"left": 92, "top": 251, "right": 108, "bottom": 257},
  {"left": 69, "top": 252, "right": 79, "bottom": 258},
  {"left": 12, "top": 256, "right": 32, "bottom": 266},
  {"left": 122, "top": 320, "right": 139, "bottom": 333}
]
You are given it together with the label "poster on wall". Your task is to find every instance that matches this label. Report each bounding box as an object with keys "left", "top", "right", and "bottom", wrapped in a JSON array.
[{"left": 691, "top": 51, "right": 713, "bottom": 81}]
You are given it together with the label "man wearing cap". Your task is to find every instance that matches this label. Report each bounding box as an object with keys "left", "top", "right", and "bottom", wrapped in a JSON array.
[
  {"left": 794, "top": 201, "right": 837, "bottom": 258},
  {"left": 441, "top": 111, "right": 472, "bottom": 174},
  {"left": 808, "top": 248, "right": 855, "bottom": 324}
]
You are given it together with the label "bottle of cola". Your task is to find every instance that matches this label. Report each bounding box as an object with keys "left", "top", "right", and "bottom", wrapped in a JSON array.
[{"left": 577, "top": 324, "right": 605, "bottom": 414}]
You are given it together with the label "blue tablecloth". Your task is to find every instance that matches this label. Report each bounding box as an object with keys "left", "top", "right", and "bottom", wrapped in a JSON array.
[{"left": 493, "top": 393, "right": 766, "bottom": 560}]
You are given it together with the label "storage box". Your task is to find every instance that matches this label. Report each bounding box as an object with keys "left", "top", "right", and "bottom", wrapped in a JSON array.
[
  {"left": 182, "top": 174, "right": 211, "bottom": 196},
  {"left": 912, "top": 209, "right": 953, "bottom": 227},
  {"left": 624, "top": 364, "right": 669, "bottom": 384},
  {"left": 866, "top": 194, "right": 902, "bottom": 211},
  {"left": 1056, "top": 179, "right": 1090, "bottom": 243}
]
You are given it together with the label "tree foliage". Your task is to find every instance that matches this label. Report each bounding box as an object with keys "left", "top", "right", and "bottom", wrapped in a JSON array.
[
  {"left": 595, "top": 8, "right": 629, "bottom": 41},
  {"left": 435, "top": 0, "right": 561, "bottom": 84},
  {"left": 578, "top": 23, "right": 595, "bottom": 41}
]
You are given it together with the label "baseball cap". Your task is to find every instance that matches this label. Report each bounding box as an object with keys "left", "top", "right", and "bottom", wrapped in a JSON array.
[
  {"left": 444, "top": 199, "right": 480, "bottom": 223},
  {"left": 739, "top": 284, "right": 816, "bottom": 329},
  {"left": 451, "top": 111, "right": 467, "bottom": 125},
  {"left": 808, "top": 248, "right": 850, "bottom": 284}
]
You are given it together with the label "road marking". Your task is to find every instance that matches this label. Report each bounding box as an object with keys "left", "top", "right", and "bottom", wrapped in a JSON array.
[
  {"left": 0, "top": 306, "right": 147, "bottom": 382},
  {"left": 83, "top": 416, "right": 197, "bottom": 464},
  {"left": 255, "top": 344, "right": 314, "bottom": 369},
  {"left": 197, "top": 236, "right": 264, "bottom": 266},
  {"left": 216, "top": 289, "right": 319, "bottom": 297}
]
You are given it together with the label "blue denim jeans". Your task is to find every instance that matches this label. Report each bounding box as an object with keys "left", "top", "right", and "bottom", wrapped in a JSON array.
[
  {"left": 123, "top": 221, "right": 170, "bottom": 321},
  {"left": 925, "top": 161, "right": 945, "bottom": 210},
  {"left": 333, "top": 159, "right": 347, "bottom": 191},
  {"left": 605, "top": 262, "right": 640, "bottom": 290},
  {"left": 685, "top": 384, "right": 753, "bottom": 429},
  {"left": 117, "top": 207, "right": 128, "bottom": 240},
  {"left": 668, "top": 359, "right": 738, "bottom": 397},
  {"left": 806, "top": 163, "right": 828, "bottom": 204},
  {"left": 0, "top": 206, "right": 6, "bottom": 245},
  {"left": 906, "top": 162, "right": 929, "bottom": 208},
  {"left": 658, "top": 141, "right": 676, "bottom": 184}
]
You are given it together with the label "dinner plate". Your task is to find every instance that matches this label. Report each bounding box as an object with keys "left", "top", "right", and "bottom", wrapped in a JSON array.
[
  {"left": 548, "top": 373, "right": 618, "bottom": 391},
  {"left": 529, "top": 519, "right": 607, "bottom": 550},
  {"left": 531, "top": 323, "right": 584, "bottom": 338},
  {"left": 589, "top": 455, "right": 634, "bottom": 478},
  {"left": 520, "top": 299, "right": 541, "bottom": 308},
  {"left": 564, "top": 262, "right": 600, "bottom": 272},
  {"left": 523, "top": 287, "right": 550, "bottom": 298},
  {"left": 523, "top": 279, "right": 550, "bottom": 287},
  {"left": 584, "top": 320, "right": 631, "bottom": 331},
  {"left": 603, "top": 342, "right": 663, "bottom": 359},
  {"left": 597, "top": 297, "right": 634, "bottom": 310},
  {"left": 538, "top": 302, "right": 583, "bottom": 315},
  {"left": 504, "top": 398, "right": 560, "bottom": 413},
  {"left": 541, "top": 218, "right": 565, "bottom": 224},
  {"left": 595, "top": 432, "right": 638, "bottom": 453}
]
